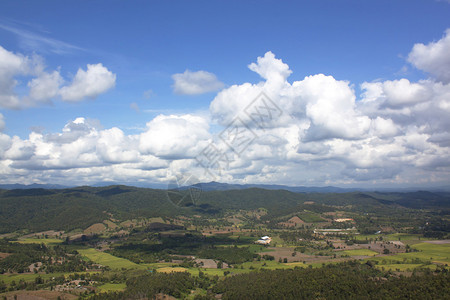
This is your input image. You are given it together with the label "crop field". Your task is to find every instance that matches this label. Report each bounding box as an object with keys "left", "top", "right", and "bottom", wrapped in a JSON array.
[
  {"left": 241, "top": 260, "right": 292, "bottom": 270},
  {"left": 0, "top": 272, "right": 62, "bottom": 285},
  {"left": 384, "top": 233, "right": 424, "bottom": 241},
  {"left": 298, "top": 212, "right": 325, "bottom": 223},
  {"left": 97, "top": 283, "right": 127, "bottom": 292},
  {"left": 141, "top": 262, "right": 174, "bottom": 269},
  {"left": 156, "top": 267, "right": 188, "bottom": 273},
  {"left": 0, "top": 271, "right": 98, "bottom": 285},
  {"left": 366, "top": 242, "right": 450, "bottom": 266},
  {"left": 375, "top": 263, "right": 437, "bottom": 271},
  {"left": 246, "top": 244, "right": 274, "bottom": 253},
  {"left": 339, "top": 249, "right": 378, "bottom": 256},
  {"left": 16, "top": 238, "right": 63, "bottom": 245},
  {"left": 352, "top": 234, "right": 379, "bottom": 241},
  {"left": 78, "top": 248, "right": 145, "bottom": 270}
]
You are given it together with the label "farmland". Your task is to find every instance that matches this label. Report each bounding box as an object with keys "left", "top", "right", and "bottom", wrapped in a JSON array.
[
  {"left": 0, "top": 186, "right": 449, "bottom": 299},
  {"left": 78, "top": 248, "right": 144, "bottom": 270}
]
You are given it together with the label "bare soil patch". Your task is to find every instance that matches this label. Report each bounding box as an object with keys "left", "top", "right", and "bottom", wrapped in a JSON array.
[
  {"left": 84, "top": 223, "right": 106, "bottom": 234},
  {"left": 195, "top": 258, "right": 229, "bottom": 268},
  {"left": 279, "top": 216, "right": 305, "bottom": 228},
  {"left": 424, "top": 239, "right": 450, "bottom": 244},
  {"left": 103, "top": 220, "right": 118, "bottom": 229}
]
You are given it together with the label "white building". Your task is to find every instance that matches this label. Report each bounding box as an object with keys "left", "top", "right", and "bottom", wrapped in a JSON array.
[{"left": 255, "top": 236, "right": 271, "bottom": 245}]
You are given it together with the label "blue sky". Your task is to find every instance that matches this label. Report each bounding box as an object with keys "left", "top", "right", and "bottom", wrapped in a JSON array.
[{"left": 0, "top": 0, "right": 450, "bottom": 187}]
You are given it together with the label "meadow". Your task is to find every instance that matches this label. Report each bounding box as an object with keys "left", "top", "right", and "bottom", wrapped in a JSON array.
[
  {"left": 97, "top": 283, "right": 127, "bottom": 292},
  {"left": 365, "top": 242, "right": 450, "bottom": 271},
  {"left": 339, "top": 249, "right": 378, "bottom": 256},
  {"left": 15, "top": 238, "right": 63, "bottom": 245},
  {"left": 78, "top": 248, "right": 145, "bottom": 270}
]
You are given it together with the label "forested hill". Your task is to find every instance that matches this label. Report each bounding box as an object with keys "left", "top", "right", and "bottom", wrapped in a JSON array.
[{"left": 0, "top": 185, "right": 449, "bottom": 234}]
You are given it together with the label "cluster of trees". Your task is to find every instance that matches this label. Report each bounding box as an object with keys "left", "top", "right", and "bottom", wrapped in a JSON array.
[
  {"left": 213, "top": 261, "right": 450, "bottom": 299},
  {"left": 86, "top": 261, "right": 450, "bottom": 299},
  {"left": 108, "top": 232, "right": 256, "bottom": 265},
  {"left": 90, "top": 272, "right": 214, "bottom": 300},
  {"left": 0, "top": 240, "right": 93, "bottom": 274},
  {"left": 1, "top": 186, "right": 449, "bottom": 237}
]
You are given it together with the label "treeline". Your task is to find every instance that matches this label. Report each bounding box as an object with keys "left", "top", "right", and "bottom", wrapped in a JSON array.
[
  {"left": 88, "top": 262, "right": 450, "bottom": 299},
  {"left": 108, "top": 232, "right": 256, "bottom": 265},
  {"left": 0, "top": 240, "right": 92, "bottom": 273},
  {"left": 90, "top": 272, "right": 215, "bottom": 300},
  {"left": 0, "top": 186, "right": 177, "bottom": 233},
  {"left": 1, "top": 185, "right": 449, "bottom": 234},
  {"left": 213, "top": 262, "right": 450, "bottom": 300}
]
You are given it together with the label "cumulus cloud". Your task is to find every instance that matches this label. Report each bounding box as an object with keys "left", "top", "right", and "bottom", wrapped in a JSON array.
[
  {"left": 208, "top": 49, "right": 450, "bottom": 185},
  {"left": 0, "top": 113, "right": 5, "bottom": 131},
  {"left": 172, "top": 70, "right": 224, "bottom": 95},
  {"left": 59, "top": 63, "right": 116, "bottom": 101},
  {"left": 2, "top": 31, "right": 450, "bottom": 187},
  {"left": 408, "top": 29, "right": 450, "bottom": 83},
  {"left": 0, "top": 45, "right": 34, "bottom": 108},
  {"left": 249, "top": 51, "right": 292, "bottom": 84},
  {"left": 28, "top": 70, "right": 63, "bottom": 102},
  {"left": 0, "top": 45, "right": 116, "bottom": 108},
  {"left": 139, "top": 114, "right": 211, "bottom": 159}
]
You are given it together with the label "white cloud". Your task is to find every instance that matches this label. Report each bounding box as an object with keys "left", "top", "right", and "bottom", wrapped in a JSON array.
[
  {"left": 1, "top": 39, "right": 450, "bottom": 187},
  {"left": 0, "top": 45, "right": 116, "bottom": 108},
  {"left": 248, "top": 51, "right": 292, "bottom": 84},
  {"left": 0, "top": 45, "right": 36, "bottom": 109},
  {"left": 28, "top": 70, "right": 63, "bottom": 102},
  {"left": 208, "top": 50, "right": 450, "bottom": 186},
  {"left": 59, "top": 63, "right": 116, "bottom": 101},
  {"left": 139, "top": 114, "right": 211, "bottom": 159},
  {"left": 408, "top": 29, "right": 450, "bottom": 83},
  {"left": 172, "top": 70, "right": 224, "bottom": 95},
  {"left": 0, "top": 113, "right": 5, "bottom": 132}
]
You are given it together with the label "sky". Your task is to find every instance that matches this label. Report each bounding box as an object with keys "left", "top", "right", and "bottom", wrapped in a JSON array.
[{"left": 0, "top": 0, "right": 450, "bottom": 188}]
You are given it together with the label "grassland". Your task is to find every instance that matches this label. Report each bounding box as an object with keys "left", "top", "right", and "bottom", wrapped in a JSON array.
[
  {"left": 0, "top": 272, "right": 62, "bottom": 285},
  {"left": 78, "top": 248, "right": 145, "bottom": 270},
  {"left": 0, "top": 271, "right": 99, "bottom": 285},
  {"left": 384, "top": 233, "right": 425, "bottom": 241},
  {"left": 365, "top": 242, "right": 450, "bottom": 272},
  {"left": 141, "top": 262, "right": 174, "bottom": 269},
  {"left": 156, "top": 267, "right": 189, "bottom": 273},
  {"left": 339, "top": 249, "right": 378, "bottom": 256},
  {"left": 375, "top": 263, "right": 437, "bottom": 271},
  {"left": 97, "top": 283, "right": 127, "bottom": 292},
  {"left": 15, "top": 238, "right": 63, "bottom": 245},
  {"left": 298, "top": 212, "right": 325, "bottom": 223}
]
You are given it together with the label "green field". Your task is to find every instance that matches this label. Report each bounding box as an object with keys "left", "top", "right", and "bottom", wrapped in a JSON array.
[
  {"left": 97, "top": 283, "right": 127, "bottom": 292},
  {"left": 298, "top": 212, "right": 325, "bottom": 223},
  {"left": 141, "top": 262, "right": 174, "bottom": 269},
  {"left": 339, "top": 249, "right": 378, "bottom": 256},
  {"left": 0, "top": 271, "right": 98, "bottom": 285},
  {"left": 375, "top": 263, "right": 437, "bottom": 272},
  {"left": 352, "top": 234, "right": 380, "bottom": 241},
  {"left": 366, "top": 242, "right": 450, "bottom": 266},
  {"left": 157, "top": 267, "right": 189, "bottom": 273},
  {"left": 384, "top": 233, "right": 424, "bottom": 241},
  {"left": 78, "top": 248, "right": 145, "bottom": 270},
  {"left": 15, "top": 238, "right": 63, "bottom": 245},
  {"left": 0, "top": 273, "right": 62, "bottom": 285},
  {"left": 246, "top": 244, "right": 274, "bottom": 253}
]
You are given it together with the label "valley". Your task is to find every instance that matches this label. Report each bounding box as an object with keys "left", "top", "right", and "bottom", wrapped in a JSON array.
[{"left": 0, "top": 186, "right": 449, "bottom": 299}]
